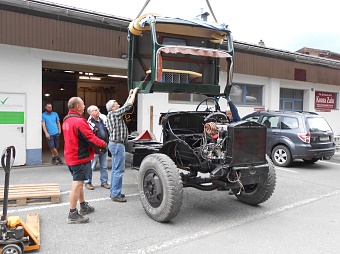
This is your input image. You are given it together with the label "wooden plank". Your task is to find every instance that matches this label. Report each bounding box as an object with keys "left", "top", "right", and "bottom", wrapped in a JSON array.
[
  {"left": 26, "top": 212, "right": 41, "bottom": 244},
  {"left": 0, "top": 183, "right": 60, "bottom": 207}
]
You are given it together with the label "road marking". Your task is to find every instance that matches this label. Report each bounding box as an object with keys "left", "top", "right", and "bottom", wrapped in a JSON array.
[
  {"left": 275, "top": 167, "right": 298, "bottom": 173},
  {"left": 319, "top": 160, "right": 340, "bottom": 166},
  {"left": 7, "top": 193, "right": 139, "bottom": 214},
  {"left": 129, "top": 190, "right": 340, "bottom": 254}
]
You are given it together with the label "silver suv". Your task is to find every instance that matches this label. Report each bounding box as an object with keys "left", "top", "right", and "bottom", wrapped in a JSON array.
[{"left": 243, "top": 111, "right": 336, "bottom": 167}]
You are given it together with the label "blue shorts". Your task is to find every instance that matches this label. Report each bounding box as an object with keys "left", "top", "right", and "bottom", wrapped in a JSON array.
[
  {"left": 68, "top": 162, "right": 91, "bottom": 181},
  {"left": 46, "top": 134, "right": 60, "bottom": 149}
]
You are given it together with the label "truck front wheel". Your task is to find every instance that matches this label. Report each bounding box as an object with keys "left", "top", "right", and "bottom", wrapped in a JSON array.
[
  {"left": 138, "top": 153, "right": 183, "bottom": 222},
  {"left": 232, "top": 155, "right": 276, "bottom": 205}
]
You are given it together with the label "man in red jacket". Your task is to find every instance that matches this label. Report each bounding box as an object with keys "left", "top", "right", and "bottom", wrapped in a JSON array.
[{"left": 63, "top": 97, "right": 107, "bottom": 224}]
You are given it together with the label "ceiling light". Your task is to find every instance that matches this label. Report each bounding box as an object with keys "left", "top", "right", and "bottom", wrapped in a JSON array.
[
  {"left": 64, "top": 70, "right": 74, "bottom": 73},
  {"left": 90, "top": 77, "right": 101, "bottom": 80},
  {"left": 60, "top": 85, "right": 65, "bottom": 91},
  {"left": 79, "top": 76, "right": 101, "bottom": 80},
  {"left": 79, "top": 76, "right": 90, "bottom": 80},
  {"left": 108, "top": 74, "right": 128, "bottom": 79},
  {"left": 44, "top": 91, "right": 50, "bottom": 97}
]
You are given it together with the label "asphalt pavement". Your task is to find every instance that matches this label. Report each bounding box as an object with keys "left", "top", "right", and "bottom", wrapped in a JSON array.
[{"left": 1, "top": 151, "right": 339, "bottom": 253}]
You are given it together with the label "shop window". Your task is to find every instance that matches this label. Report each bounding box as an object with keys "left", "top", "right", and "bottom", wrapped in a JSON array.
[
  {"left": 169, "top": 93, "right": 207, "bottom": 103},
  {"left": 280, "top": 88, "right": 303, "bottom": 111},
  {"left": 230, "top": 83, "right": 263, "bottom": 105}
]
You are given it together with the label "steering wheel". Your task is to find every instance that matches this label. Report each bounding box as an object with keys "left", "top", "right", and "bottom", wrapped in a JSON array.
[
  {"left": 204, "top": 112, "right": 229, "bottom": 123},
  {"left": 195, "top": 97, "right": 220, "bottom": 112}
]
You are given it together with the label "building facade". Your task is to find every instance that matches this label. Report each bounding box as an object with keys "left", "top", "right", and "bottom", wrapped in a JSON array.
[{"left": 0, "top": 0, "right": 339, "bottom": 165}]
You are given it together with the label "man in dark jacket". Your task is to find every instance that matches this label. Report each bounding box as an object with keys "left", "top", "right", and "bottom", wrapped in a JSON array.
[
  {"left": 84, "top": 105, "right": 110, "bottom": 190},
  {"left": 225, "top": 96, "right": 241, "bottom": 123},
  {"left": 63, "top": 97, "right": 107, "bottom": 224}
]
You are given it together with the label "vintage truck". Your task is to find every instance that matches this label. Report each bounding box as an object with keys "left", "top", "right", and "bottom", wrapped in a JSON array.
[{"left": 125, "top": 13, "right": 276, "bottom": 222}]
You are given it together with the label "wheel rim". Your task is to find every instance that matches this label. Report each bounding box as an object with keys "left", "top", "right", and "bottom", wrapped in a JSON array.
[
  {"left": 274, "top": 148, "right": 287, "bottom": 165},
  {"left": 143, "top": 169, "right": 163, "bottom": 208},
  {"left": 2, "top": 244, "right": 22, "bottom": 254},
  {"left": 243, "top": 184, "right": 258, "bottom": 193}
]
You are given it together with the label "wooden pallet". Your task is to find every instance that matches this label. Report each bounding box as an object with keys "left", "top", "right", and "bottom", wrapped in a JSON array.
[{"left": 0, "top": 183, "right": 60, "bottom": 206}]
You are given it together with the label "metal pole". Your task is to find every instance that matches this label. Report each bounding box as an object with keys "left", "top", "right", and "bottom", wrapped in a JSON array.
[
  {"left": 206, "top": 0, "right": 218, "bottom": 23},
  {"left": 1, "top": 146, "right": 15, "bottom": 221},
  {"left": 136, "top": 0, "right": 151, "bottom": 18}
]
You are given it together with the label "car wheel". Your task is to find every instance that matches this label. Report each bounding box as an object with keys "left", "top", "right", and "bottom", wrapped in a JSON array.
[
  {"left": 271, "top": 145, "right": 292, "bottom": 167},
  {"left": 232, "top": 155, "right": 276, "bottom": 205},
  {"left": 303, "top": 158, "right": 319, "bottom": 164},
  {"left": 138, "top": 153, "right": 183, "bottom": 222}
]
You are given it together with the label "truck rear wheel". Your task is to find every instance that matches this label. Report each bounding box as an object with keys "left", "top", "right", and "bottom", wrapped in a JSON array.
[
  {"left": 138, "top": 153, "right": 183, "bottom": 222},
  {"left": 232, "top": 155, "right": 276, "bottom": 205}
]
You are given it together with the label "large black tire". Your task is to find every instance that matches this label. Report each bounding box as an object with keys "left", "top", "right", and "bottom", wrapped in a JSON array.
[
  {"left": 138, "top": 153, "right": 183, "bottom": 222},
  {"left": 233, "top": 155, "right": 276, "bottom": 205},
  {"left": 271, "top": 145, "right": 292, "bottom": 167}
]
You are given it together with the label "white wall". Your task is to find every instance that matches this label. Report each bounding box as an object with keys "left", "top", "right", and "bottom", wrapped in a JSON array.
[
  {"left": 0, "top": 43, "right": 127, "bottom": 164},
  {"left": 137, "top": 72, "right": 340, "bottom": 141},
  {"left": 280, "top": 80, "right": 340, "bottom": 135},
  {"left": 0, "top": 45, "right": 42, "bottom": 152},
  {"left": 1, "top": 42, "right": 339, "bottom": 164}
]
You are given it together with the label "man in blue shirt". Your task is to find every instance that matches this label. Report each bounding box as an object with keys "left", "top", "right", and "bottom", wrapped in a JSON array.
[{"left": 42, "top": 103, "right": 63, "bottom": 165}]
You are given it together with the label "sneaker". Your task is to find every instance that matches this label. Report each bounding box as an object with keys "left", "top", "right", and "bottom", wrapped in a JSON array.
[
  {"left": 110, "top": 193, "right": 125, "bottom": 198},
  {"left": 56, "top": 156, "right": 64, "bottom": 165},
  {"left": 85, "top": 183, "right": 94, "bottom": 190},
  {"left": 51, "top": 158, "right": 58, "bottom": 165},
  {"left": 67, "top": 209, "right": 89, "bottom": 224},
  {"left": 110, "top": 195, "right": 127, "bottom": 202},
  {"left": 101, "top": 183, "right": 110, "bottom": 189},
  {"left": 79, "top": 202, "right": 95, "bottom": 215}
]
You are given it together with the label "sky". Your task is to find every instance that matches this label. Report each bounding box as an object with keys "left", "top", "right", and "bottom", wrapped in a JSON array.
[{"left": 45, "top": 0, "right": 339, "bottom": 53}]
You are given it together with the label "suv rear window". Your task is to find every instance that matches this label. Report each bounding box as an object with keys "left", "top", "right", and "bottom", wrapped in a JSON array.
[
  {"left": 307, "top": 117, "right": 332, "bottom": 132},
  {"left": 281, "top": 116, "right": 299, "bottom": 129}
]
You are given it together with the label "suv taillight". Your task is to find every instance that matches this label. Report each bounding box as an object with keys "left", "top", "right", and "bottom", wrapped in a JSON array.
[{"left": 298, "top": 132, "right": 310, "bottom": 143}]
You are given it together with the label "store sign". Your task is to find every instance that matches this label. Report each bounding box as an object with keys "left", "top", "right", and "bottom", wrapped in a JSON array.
[
  {"left": 314, "top": 91, "right": 336, "bottom": 110},
  {"left": 0, "top": 93, "right": 25, "bottom": 124}
]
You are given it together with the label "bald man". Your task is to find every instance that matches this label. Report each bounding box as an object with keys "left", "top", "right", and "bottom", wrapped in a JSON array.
[{"left": 63, "top": 97, "right": 107, "bottom": 224}]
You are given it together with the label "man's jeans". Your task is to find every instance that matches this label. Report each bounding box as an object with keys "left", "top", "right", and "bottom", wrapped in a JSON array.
[
  {"left": 84, "top": 152, "right": 109, "bottom": 185},
  {"left": 108, "top": 142, "right": 125, "bottom": 197}
]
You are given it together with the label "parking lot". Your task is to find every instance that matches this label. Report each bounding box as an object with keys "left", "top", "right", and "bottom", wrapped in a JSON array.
[{"left": 2, "top": 152, "right": 340, "bottom": 254}]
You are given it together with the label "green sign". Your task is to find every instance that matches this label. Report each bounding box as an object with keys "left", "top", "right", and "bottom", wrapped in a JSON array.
[{"left": 0, "top": 111, "right": 24, "bottom": 124}]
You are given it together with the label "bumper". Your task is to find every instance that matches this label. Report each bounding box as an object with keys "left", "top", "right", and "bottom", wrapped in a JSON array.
[
  {"left": 292, "top": 146, "right": 336, "bottom": 160},
  {"left": 211, "top": 163, "right": 270, "bottom": 187}
]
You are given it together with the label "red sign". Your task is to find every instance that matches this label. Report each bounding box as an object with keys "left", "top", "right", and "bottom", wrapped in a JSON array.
[
  {"left": 315, "top": 91, "right": 336, "bottom": 110},
  {"left": 254, "top": 107, "right": 265, "bottom": 111}
]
